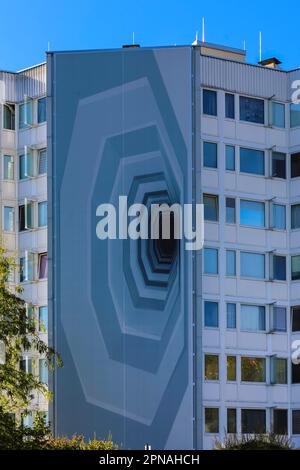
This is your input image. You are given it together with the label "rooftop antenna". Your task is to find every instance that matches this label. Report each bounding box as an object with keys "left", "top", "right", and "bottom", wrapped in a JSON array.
[
  {"left": 243, "top": 40, "right": 246, "bottom": 51},
  {"left": 259, "top": 31, "right": 262, "bottom": 62},
  {"left": 132, "top": 32, "right": 135, "bottom": 45},
  {"left": 195, "top": 31, "right": 198, "bottom": 42},
  {"left": 202, "top": 17, "right": 205, "bottom": 42}
]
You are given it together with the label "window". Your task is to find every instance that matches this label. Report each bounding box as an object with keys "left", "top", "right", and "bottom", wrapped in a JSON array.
[
  {"left": 203, "top": 142, "right": 217, "bottom": 168},
  {"left": 225, "top": 145, "right": 235, "bottom": 171},
  {"left": 39, "top": 306, "right": 48, "bottom": 332},
  {"left": 22, "top": 412, "right": 33, "bottom": 428},
  {"left": 225, "top": 93, "right": 235, "bottom": 119},
  {"left": 272, "top": 204, "right": 286, "bottom": 230},
  {"left": 241, "top": 305, "right": 266, "bottom": 331},
  {"left": 273, "top": 409, "right": 288, "bottom": 435},
  {"left": 272, "top": 255, "right": 286, "bottom": 281},
  {"left": 205, "top": 408, "right": 219, "bottom": 433},
  {"left": 290, "top": 103, "right": 300, "bottom": 128},
  {"left": 272, "top": 152, "right": 286, "bottom": 178},
  {"left": 204, "top": 301, "right": 218, "bottom": 328},
  {"left": 292, "top": 363, "right": 300, "bottom": 384},
  {"left": 271, "top": 358, "right": 287, "bottom": 384},
  {"left": 38, "top": 97, "right": 46, "bottom": 123},
  {"left": 241, "top": 357, "right": 266, "bottom": 382},
  {"left": 291, "top": 152, "right": 300, "bottom": 178},
  {"left": 226, "top": 250, "right": 236, "bottom": 276},
  {"left": 18, "top": 205, "right": 26, "bottom": 232},
  {"left": 227, "top": 356, "right": 236, "bottom": 381},
  {"left": 240, "top": 200, "right": 265, "bottom": 228},
  {"left": 38, "top": 149, "right": 47, "bottom": 175},
  {"left": 38, "top": 253, "right": 48, "bottom": 279},
  {"left": 19, "top": 257, "right": 25, "bottom": 283},
  {"left": 204, "top": 248, "right": 218, "bottom": 275},
  {"left": 203, "top": 89, "right": 217, "bottom": 116},
  {"left": 272, "top": 306, "right": 286, "bottom": 332},
  {"left": 292, "top": 307, "right": 300, "bottom": 332},
  {"left": 242, "top": 409, "right": 266, "bottom": 434},
  {"left": 292, "top": 255, "right": 300, "bottom": 281},
  {"left": 240, "top": 96, "right": 264, "bottom": 124},
  {"left": 3, "top": 155, "right": 14, "bottom": 180},
  {"left": 240, "top": 252, "right": 265, "bottom": 279},
  {"left": 38, "top": 201, "right": 47, "bottom": 227},
  {"left": 227, "top": 303, "right": 236, "bottom": 329},
  {"left": 3, "top": 206, "right": 14, "bottom": 232},
  {"left": 240, "top": 148, "right": 265, "bottom": 175},
  {"left": 227, "top": 408, "right": 237, "bottom": 434},
  {"left": 292, "top": 410, "right": 300, "bottom": 434},
  {"left": 19, "top": 154, "right": 26, "bottom": 180},
  {"left": 19, "top": 101, "right": 33, "bottom": 129},
  {"left": 205, "top": 355, "right": 219, "bottom": 380},
  {"left": 226, "top": 197, "right": 236, "bottom": 224},
  {"left": 271, "top": 102, "right": 285, "bottom": 128},
  {"left": 39, "top": 359, "right": 48, "bottom": 384},
  {"left": 203, "top": 194, "right": 218, "bottom": 222},
  {"left": 3, "top": 103, "right": 15, "bottom": 130},
  {"left": 291, "top": 204, "right": 300, "bottom": 229}
]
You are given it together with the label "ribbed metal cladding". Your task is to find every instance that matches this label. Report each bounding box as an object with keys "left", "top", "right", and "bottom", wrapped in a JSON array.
[
  {"left": 0, "top": 63, "right": 46, "bottom": 102},
  {"left": 200, "top": 55, "right": 290, "bottom": 102}
]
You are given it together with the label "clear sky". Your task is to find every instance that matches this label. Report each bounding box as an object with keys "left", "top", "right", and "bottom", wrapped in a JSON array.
[{"left": 1, "top": 0, "right": 299, "bottom": 71}]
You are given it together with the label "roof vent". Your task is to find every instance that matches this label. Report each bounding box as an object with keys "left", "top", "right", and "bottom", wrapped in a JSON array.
[{"left": 258, "top": 57, "right": 282, "bottom": 69}]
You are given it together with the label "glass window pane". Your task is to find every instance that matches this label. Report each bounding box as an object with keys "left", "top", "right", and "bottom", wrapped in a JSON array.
[
  {"left": 272, "top": 358, "right": 287, "bottom": 384},
  {"left": 205, "top": 355, "right": 219, "bottom": 380},
  {"left": 273, "top": 255, "right": 286, "bottom": 281},
  {"left": 205, "top": 408, "right": 219, "bottom": 433},
  {"left": 3, "top": 104, "right": 15, "bottom": 130},
  {"left": 272, "top": 102, "right": 285, "bottom": 128},
  {"left": 204, "top": 248, "right": 218, "bottom": 274},
  {"left": 38, "top": 97, "right": 46, "bottom": 123},
  {"left": 242, "top": 409, "right": 266, "bottom": 434},
  {"left": 4, "top": 206, "right": 14, "bottom": 232},
  {"left": 204, "top": 301, "right": 218, "bottom": 327},
  {"left": 39, "top": 254, "right": 48, "bottom": 279},
  {"left": 291, "top": 205, "right": 300, "bottom": 229},
  {"left": 274, "top": 409, "right": 288, "bottom": 435},
  {"left": 226, "top": 197, "right": 236, "bottom": 223},
  {"left": 19, "top": 154, "right": 26, "bottom": 180},
  {"left": 39, "top": 359, "right": 48, "bottom": 384},
  {"left": 241, "top": 252, "right": 265, "bottom": 279},
  {"left": 38, "top": 149, "right": 47, "bottom": 175},
  {"left": 240, "top": 96, "right": 264, "bottom": 124},
  {"left": 203, "top": 142, "right": 217, "bottom": 168},
  {"left": 203, "top": 89, "right": 217, "bottom": 116},
  {"left": 290, "top": 103, "right": 300, "bottom": 128},
  {"left": 292, "top": 255, "right": 300, "bottom": 281},
  {"left": 292, "top": 364, "right": 300, "bottom": 384},
  {"left": 273, "top": 307, "right": 286, "bottom": 332},
  {"left": 39, "top": 306, "right": 48, "bottom": 332},
  {"left": 272, "top": 152, "right": 286, "bottom": 178},
  {"left": 225, "top": 145, "right": 235, "bottom": 171},
  {"left": 292, "top": 307, "right": 300, "bottom": 332},
  {"left": 291, "top": 153, "right": 300, "bottom": 178},
  {"left": 227, "top": 408, "right": 237, "bottom": 434},
  {"left": 241, "top": 304, "right": 266, "bottom": 331},
  {"left": 272, "top": 204, "right": 286, "bottom": 230},
  {"left": 19, "top": 101, "right": 33, "bottom": 129},
  {"left": 292, "top": 410, "right": 300, "bottom": 434},
  {"left": 240, "top": 148, "right": 265, "bottom": 175},
  {"left": 227, "top": 356, "right": 236, "bottom": 381},
  {"left": 38, "top": 202, "right": 47, "bottom": 227},
  {"left": 226, "top": 250, "right": 236, "bottom": 276},
  {"left": 240, "top": 200, "right": 265, "bottom": 227},
  {"left": 241, "top": 357, "right": 266, "bottom": 382},
  {"left": 225, "top": 93, "right": 235, "bottom": 119},
  {"left": 227, "top": 303, "right": 236, "bottom": 329},
  {"left": 3, "top": 155, "right": 14, "bottom": 180},
  {"left": 203, "top": 195, "right": 218, "bottom": 222}
]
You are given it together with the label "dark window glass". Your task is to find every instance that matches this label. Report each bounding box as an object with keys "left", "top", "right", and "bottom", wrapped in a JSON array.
[
  {"left": 292, "top": 255, "right": 300, "bottom": 281},
  {"left": 291, "top": 153, "right": 300, "bottom": 178},
  {"left": 227, "top": 303, "right": 236, "bottom": 329},
  {"left": 227, "top": 356, "right": 236, "bottom": 381},
  {"left": 241, "top": 357, "right": 266, "bottom": 382},
  {"left": 292, "top": 307, "right": 300, "bottom": 332},
  {"left": 272, "top": 358, "right": 287, "bottom": 384},
  {"left": 292, "top": 363, "right": 300, "bottom": 384},
  {"left": 3, "top": 103, "right": 15, "bottom": 130},
  {"left": 205, "top": 408, "right": 219, "bottom": 433},
  {"left": 291, "top": 205, "right": 300, "bottom": 229},
  {"left": 227, "top": 408, "right": 237, "bottom": 434},
  {"left": 272, "top": 152, "right": 286, "bottom": 179},
  {"left": 225, "top": 93, "right": 235, "bottom": 119},
  {"left": 293, "top": 410, "right": 300, "bottom": 434},
  {"left": 38, "top": 97, "right": 46, "bottom": 123},
  {"left": 240, "top": 148, "right": 265, "bottom": 175},
  {"left": 203, "top": 89, "right": 217, "bottom": 116},
  {"left": 225, "top": 145, "right": 235, "bottom": 171},
  {"left": 272, "top": 204, "right": 286, "bottom": 230},
  {"left": 18, "top": 205, "right": 26, "bottom": 232},
  {"left": 240, "top": 96, "right": 264, "bottom": 124},
  {"left": 204, "top": 248, "right": 218, "bottom": 275},
  {"left": 273, "top": 307, "right": 286, "bottom": 332},
  {"left": 273, "top": 255, "right": 286, "bottom": 281},
  {"left": 205, "top": 355, "right": 219, "bottom": 380},
  {"left": 203, "top": 194, "right": 218, "bottom": 222},
  {"left": 226, "top": 198, "right": 236, "bottom": 224},
  {"left": 242, "top": 409, "right": 266, "bottom": 434},
  {"left": 203, "top": 142, "right": 217, "bottom": 168},
  {"left": 39, "top": 253, "right": 48, "bottom": 279},
  {"left": 273, "top": 409, "right": 288, "bottom": 435},
  {"left": 204, "top": 301, "right": 218, "bottom": 328}
]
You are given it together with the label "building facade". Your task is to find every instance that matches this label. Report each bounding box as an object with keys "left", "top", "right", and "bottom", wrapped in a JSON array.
[{"left": 1, "top": 41, "right": 300, "bottom": 449}]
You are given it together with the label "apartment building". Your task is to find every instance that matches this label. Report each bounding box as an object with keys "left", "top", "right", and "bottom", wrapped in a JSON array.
[
  {"left": 0, "top": 64, "right": 48, "bottom": 424},
  {"left": 1, "top": 41, "right": 300, "bottom": 449}
]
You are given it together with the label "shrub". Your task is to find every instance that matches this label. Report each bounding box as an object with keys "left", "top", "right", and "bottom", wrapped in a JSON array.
[
  {"left": 215, "top": 433, "right": 294, "bottom": 450},
  {"left": 43, "top": 434, "right": 117, "bottom": 450}
]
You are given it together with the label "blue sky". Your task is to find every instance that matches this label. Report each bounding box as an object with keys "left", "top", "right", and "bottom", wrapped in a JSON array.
[{"left": 1, "top": 0, "right": 299, "bottom": 71}]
